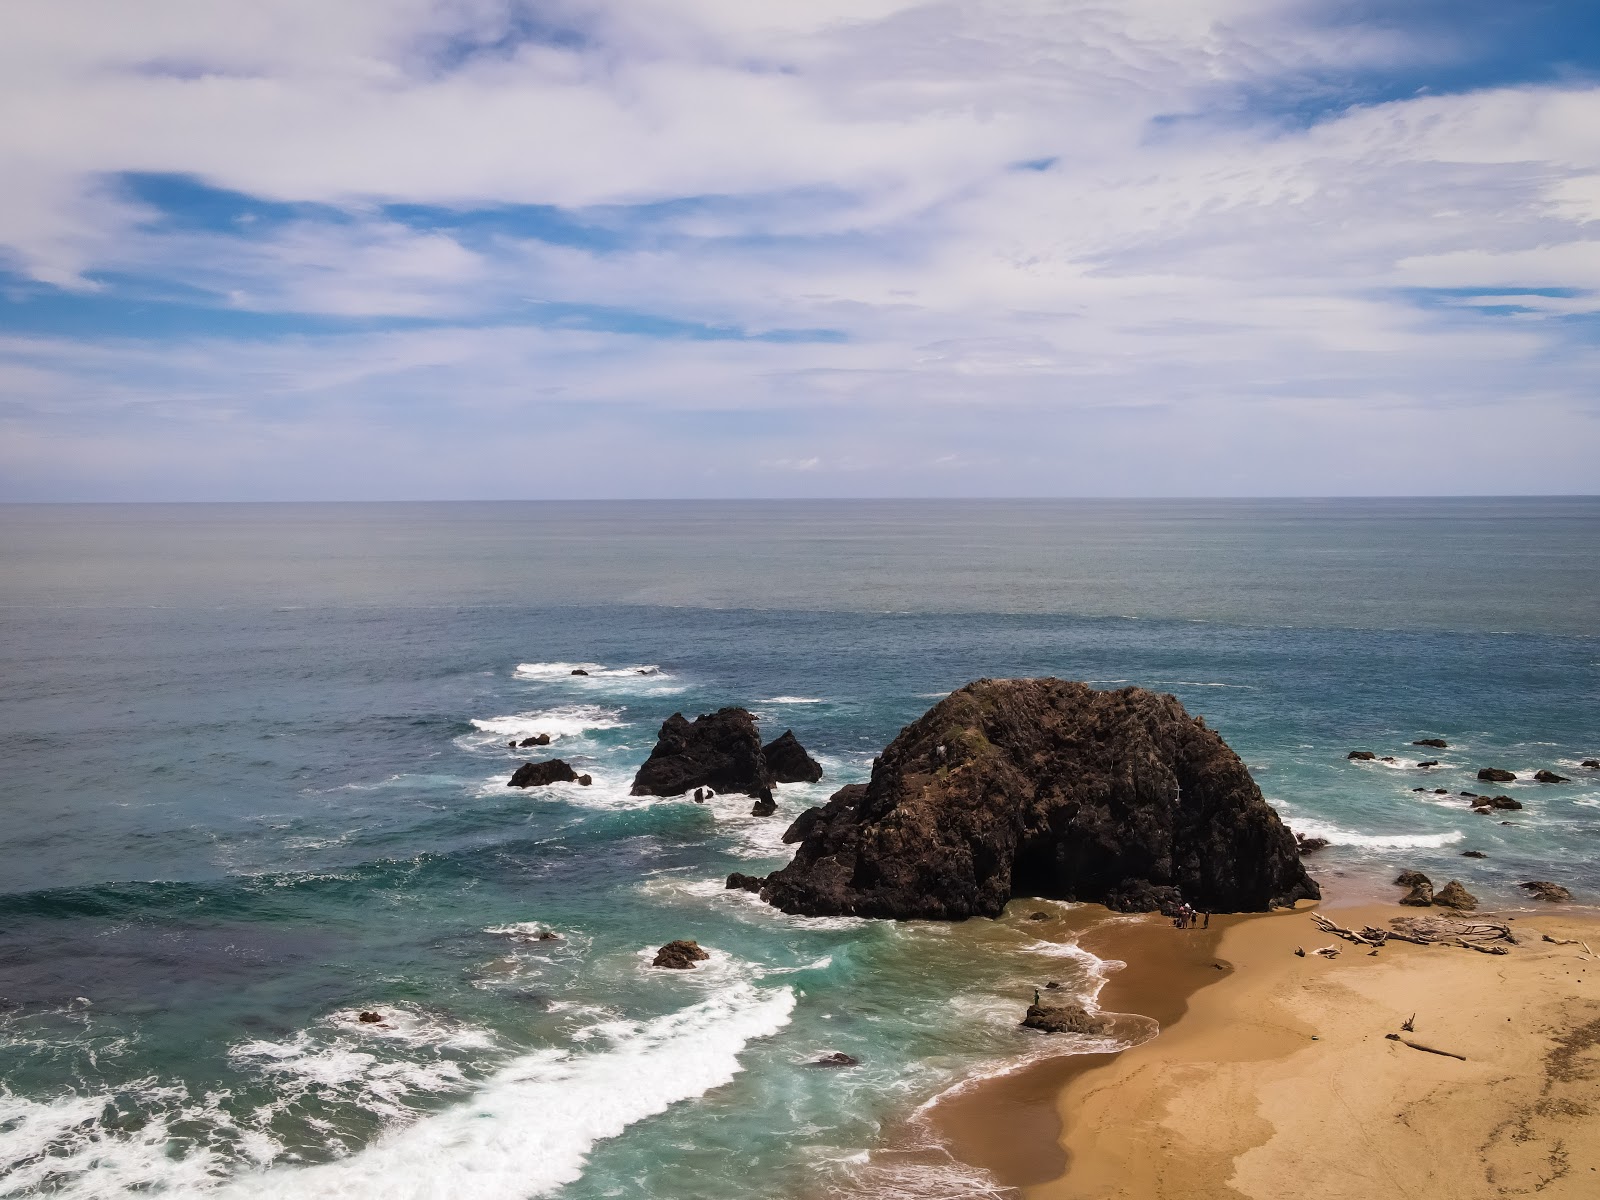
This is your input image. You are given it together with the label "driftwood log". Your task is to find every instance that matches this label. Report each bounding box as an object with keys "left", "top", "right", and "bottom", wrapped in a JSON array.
[{"left": 1310, "top": 913, "right": 1514, "bottom": 953}]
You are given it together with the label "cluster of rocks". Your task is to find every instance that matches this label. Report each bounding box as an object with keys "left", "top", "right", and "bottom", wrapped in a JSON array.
[
  {"left": 509, "top": 733, "right": 551, "bottom": 748},
  {"left": 1347, "top": 753, "right": 1577, "bottom": 785},
  {"left": 754, "top": 679, "right": 1317, "bottom": 920},
  {"left": 630, "top": 707, "right": 821, "bottom": 816},
  {"left": 507, "top": 759, "right": 592, "bottom": 787},
  {"left": 1396, "top": 871, "right": 1477, "bottom": 910},
  {"left": 1460, "top": 792, "right": 1521, "bottom": 812}
]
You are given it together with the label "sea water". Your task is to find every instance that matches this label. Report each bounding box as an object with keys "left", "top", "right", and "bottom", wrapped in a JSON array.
[{"left": 1, "top": 499, "right": 1597, "bottom": 1198}]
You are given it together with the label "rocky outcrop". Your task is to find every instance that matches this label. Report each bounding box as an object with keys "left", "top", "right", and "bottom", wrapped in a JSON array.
[
  {"left": 1413, "top": 739, "right": 1449, "bottom": 749},
  {"left": 508, "top": 759, "right": 580, "bottom": 787},
  {"left": 1520, "top": 881, "right": 1573, "bottom": 902},
  {"left": 1471, "top": 795, "right": 1522, "bottom": 811},
  {"left": 758, "top": 679, "right": 1319, "bottom": 920},
  {"left": 1534, "top": 770, "right": 1569, "bottom": 784},
  {"left": 1347, "top": 751, "right": 1376, "bottom": 761},
  {"left": 1294, "top": 833, "right": 1330, "bottom": 855},
  {"left": 1433, "top": 880, "right": 1477, "bottom": 910},
  {"left": 750, "top": 788, "right": 777, "bottom": 817},
  {"left": 651, "top": 940, "right": 710, "bottom": 969},
  {"left": 1478, "top": 768, "right": 1516, "bottom": 782},
  {"left": 725, "top": 872, "right": 765, "bottom": 892},
  {"left": 1022, "top": 1001, "right": 1114, "bottom": 1035},
  {"left": 764, "top": 730, "right": 824, "bottom": 784},
  {"left": 808, "top": 1052, "right": 859, "bottom": 1067},
  {"left": 632, "top": 708, "right": 772, "bottom": 797}
]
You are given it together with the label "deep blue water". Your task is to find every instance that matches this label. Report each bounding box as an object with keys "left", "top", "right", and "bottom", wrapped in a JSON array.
[{"left": 1, "top": 500, "right": 1597, "bottom": 1198}]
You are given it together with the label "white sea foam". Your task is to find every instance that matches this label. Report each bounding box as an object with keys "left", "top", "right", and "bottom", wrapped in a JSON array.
[
  {"left": 482, "top": 921, "right": 560, "bottom": 942},
  {"left": 216, "top": 984, "right": 795, "bottom": 1200},
  {"left": 1284, "top": 817, "right": 1464, "bottom": 850},
  {"left": 759, "top": 696, "right": 826, "bottom": 704},
  {"left": 468, "top": 705, "right": 626, "bottom": 743},
  {"left": 514, "top": 662, "right": 666, "bottom": 680}
]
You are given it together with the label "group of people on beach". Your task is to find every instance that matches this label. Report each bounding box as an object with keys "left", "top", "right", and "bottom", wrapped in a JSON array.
[{"left": 1173, "top": 904, "right": 1209, "bottom": 930}]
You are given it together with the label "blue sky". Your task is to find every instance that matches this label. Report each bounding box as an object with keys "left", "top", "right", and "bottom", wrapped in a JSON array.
[{"left": 2, "top": 0, "right": 1599, "bottom": 500}]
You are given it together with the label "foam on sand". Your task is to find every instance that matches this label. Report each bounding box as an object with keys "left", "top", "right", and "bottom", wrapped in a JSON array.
[{"left": 217, "top": 982, "right": 795, "bottom": 1200}]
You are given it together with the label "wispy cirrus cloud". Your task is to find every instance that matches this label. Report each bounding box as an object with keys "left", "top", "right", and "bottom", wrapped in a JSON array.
[{"left": 1, "top": 0, "right": 1598, "bottom": 498}]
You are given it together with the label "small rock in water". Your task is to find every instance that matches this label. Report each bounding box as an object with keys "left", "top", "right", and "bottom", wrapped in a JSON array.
[
  {"left": 1417, "top": 760, "right": 1439, "bottom": 769},
  {"left": 1432, "top": 880, "right": 1477, "bottom": 910},
  {"left": 809, "top": 1052, "right": 859, "bottom": 1067},
  {"left": 652, "top": 939, "right": 710, "bottom": 969},
  {"left": 508, "top": 759, "right": 580, "bottom": 788},
  {"left": 750, "top": 788, "right": 777, "bottom": 817},
  {"left": 1044, "top": 980, "right": 1062, "bottom": 989},
  {"left": 1022, "top": 1001, "right": 1113, "bottom": 1035},
  {"left": 1395, "top": 870, "right": 1430, "bottom": 888},
  {"left": 1028, "top": 910, "right": 1051, "bottom": 921},
  {"left": 1477, "top": 767, "right": 1516, "bottom": 782},
  {"left": 1412, "top": 787, "right": 1426, "bottom": 792},
  {"left": 1471, "top": 795, "right": 1522, "bottom": 811},
  {"left": 518, "top": 734, "right": 551, "bottom": 747},
  {"left": 1461, "top": 850, "right": 1488, "bottom": 859},
  {"left": 1294, "top": 833, "right": 1330, "bottom": 855},
  {"left": 1582, "top": 759, "right": 1600, "bottom": 769},
  {"left": 1348, "top": 751, "right": 1376, "bottom": 761},
  {"left": 1533, "top": 770, "right": 1569, "bottom": 784},
  {"left": 726, "top": 873, "right": 765, "bottom": 892},
  {"left": 577, "top": 774, "right": 592, "bottom": 786},
  {"left": 358, "top": 1011, "right": 383, "bottom": 1024},
  {"left": 1519, "top": 881, "right": 1573, "bottom": 902},
  {"left": 570, "top": 668, "right": 589, "bottom": 676},
  {"left": 693, "top": 788, "right": 705, "bottom": 802},
  {"left": 1433, "top": 789, "right": 1448, "bottom": 795},
  {"left": 1380, "top": 756, "right": 1397, "bottom": 763},
  {"left": 1413, "top": 739, "right": 1449, "bottom": 749}
]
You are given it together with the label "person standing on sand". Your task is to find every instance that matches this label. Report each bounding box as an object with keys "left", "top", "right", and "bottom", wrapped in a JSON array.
[{"left": 1204, "top": 911, "right": 1211, "bottom": 929}]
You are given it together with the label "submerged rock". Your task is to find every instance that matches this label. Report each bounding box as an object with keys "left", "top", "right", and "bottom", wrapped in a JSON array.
[
  {"left": 1413, "top": 738, "right": 1449, "bottom": 749},
  {"left": 651, "top": 939, "right": 710, "bottom": 969},
  {"left": 808, "top": 1052, "right": 859, "bottom": 1067},
  {"left": 764, "top": 730, "right": 824, "bottom": 784},
  {"left": 508, "top": 759, "right": 580, "bottom": 787},
  {"left": 1477, "top": 767, "right": 1516, "bottom": 783},
  {"left": 1432, "top": 880, "right": 1477, "bottom": 910},
  {"left": 1461, "top": 850, "right": 1488, "bottom": 859},
  {"left": 760, "top": 679, "right": 1319, "bottom": 920},
  {"left": 1022, "top": 1001, "right": 1114, "bottom": 1035},
  {"left": 1347, "top": 751, "right": 1376, "bottom": 761},
  {"left": 1519, "top": 881, "right": 1572, "bottom": 902},
  {"left": 631, "top": 708, "right": 772, "bottom": 798},
  {"left": 1533, "top": 770, "right": 1569, "bottom": 784}
]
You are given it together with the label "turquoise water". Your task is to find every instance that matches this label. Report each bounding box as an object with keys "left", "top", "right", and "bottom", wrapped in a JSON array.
[{"left": 1, "top": 499, "right": 1597, "bottom": 1198}]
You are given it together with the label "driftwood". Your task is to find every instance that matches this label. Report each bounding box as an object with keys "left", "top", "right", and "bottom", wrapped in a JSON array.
[
  {"left": 1385, "top": 1033, "right": 1467, "bottom": 1061},
  {"left": 1310, "top": 913, "right": 1515, "bottom": 955}
]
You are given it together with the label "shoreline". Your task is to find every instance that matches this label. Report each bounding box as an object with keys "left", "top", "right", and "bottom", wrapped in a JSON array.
[{"left": 933, "top": 893, "right": 1600, "bottom": 1199}]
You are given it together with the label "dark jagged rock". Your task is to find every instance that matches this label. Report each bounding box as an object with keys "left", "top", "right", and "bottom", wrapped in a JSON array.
[
  {"left": 518, "top": 734, "right": 552, "bottom": 747},
  {"left": 1400, "top": 880, "right": 1435, "bottom": 907},
  {"left": 631, "top": 708, "right": 773, "bottom": 798},
  {"left": 808, "top": 1052, "right": 859, "bottom": 1067},
  {"left": 1534, "top": 770, "right": 1569, "bottom": 784},
  {"left": 1294, "top": 833, "right": 1330, "bottom": 855},
  {"left": 1471, "top": 795, "right": 1522, "bottom": 811},
  {"left": 1413, "top": 739, "right": 1449, "bottom": 749},
  {"left": 760, "top": 679, "right": 1319, "bottom": 920},
  {"left": 571, "top": 669, "right": 589, "bottom": 676},
  {"left": 508, "top": 759, "right": 580, "bottom": 788},
  {"left": 1462, "top": 850, "right": 1488, "bottom": 859},
  {"left": 1022, "top": 1001, "right": 1114, "bottom": 1035},
  {"left": 1347, "top": 751, "right": 1376, "bottom": 761},
  {"left": 763, "top": 730, "right": 824, "bottom": 784},
  {"left": 725, "top": 872, "right": 765, "bottom": 892},
  {"left": 1478, "top": 767, "right": 1516, "bottom": 782},
  {"left": 651, "top": 939, "right": 710, "bottom": 969},
  {"left": 750, "top": 787, "right": 777, "bottom": 817},
  {"left": 1432, "top": 880, "right": 1477, "bottom": 910},
  {"left": 1396, "top": 870, "right": 1430, "bottom": 888},
  {"left": 1417, "top": 760, "right": 1439, "bottom": 769},
  {"left": 1519, "top": 881, "right": 1572, "bottom": 902}
]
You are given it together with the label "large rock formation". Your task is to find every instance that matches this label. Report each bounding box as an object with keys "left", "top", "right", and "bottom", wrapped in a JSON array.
[
  {"left": 631, "top": 708, "right": 822, "bottom": 799},
  {"left": 758, "top": 679, "right": 1319, "bottom": 920},
  {"left": 631, "top": 708, "right": 771, "bottom": 797},
  {"left": 764, "top": 730, "right": 824, "bottom": 783}
]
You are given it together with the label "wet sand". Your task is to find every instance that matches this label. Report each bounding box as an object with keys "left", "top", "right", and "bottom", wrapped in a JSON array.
[{"left": 938, "top": 896, "right": 1600, "bottom": 1200}]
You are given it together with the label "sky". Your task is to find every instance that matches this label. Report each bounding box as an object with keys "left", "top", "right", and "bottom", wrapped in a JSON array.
[{"left": 2, "top": 0, "right": 1599, "bottom": 500}]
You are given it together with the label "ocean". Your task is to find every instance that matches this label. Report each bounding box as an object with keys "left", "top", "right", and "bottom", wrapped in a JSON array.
[{"left": 2, "top": 498, "right": 1597, "bottom": 1198}]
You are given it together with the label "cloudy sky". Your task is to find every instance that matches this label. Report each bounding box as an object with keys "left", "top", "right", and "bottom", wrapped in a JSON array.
[{"left": 2, "top": 0, "right": 1598, "bottom": 499}]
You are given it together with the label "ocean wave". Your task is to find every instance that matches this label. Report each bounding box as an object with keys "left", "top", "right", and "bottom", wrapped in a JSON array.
[
  {"left": 1283, "top": 816, "right": 1465, "bottom": 849},
  {"left": 467, "top": 705, "right": 626, "bottom": 743},
  {"left": 514, "top": 662, "right": 666, "bottom": 680},
  {"left": 216, "top": 983, "right": 795, "bottom": 1200},
  {"left": 759, "top": 696, "right": 826, "bottom": 704}
]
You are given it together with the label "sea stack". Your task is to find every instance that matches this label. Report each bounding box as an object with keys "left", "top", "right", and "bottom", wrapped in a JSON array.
[
  {"left": 759, "top": 679, "right": 1319, "bottom": 920},
  {"left": 631, "top": 708, "right": 822, "bottom": 798}
]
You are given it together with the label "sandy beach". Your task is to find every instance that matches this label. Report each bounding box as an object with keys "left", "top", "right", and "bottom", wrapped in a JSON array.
[{"left": 937, "top": 895, "right": 1600, "bottom": 1200}]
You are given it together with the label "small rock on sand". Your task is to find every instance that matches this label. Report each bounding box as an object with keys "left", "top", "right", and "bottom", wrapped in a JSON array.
[
  {"left": 1519, "top": 881, "right": 1573, "bottom": 902},
  {"left": 1432, "top": 880, "right": 1477, "bottom": 910}
]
